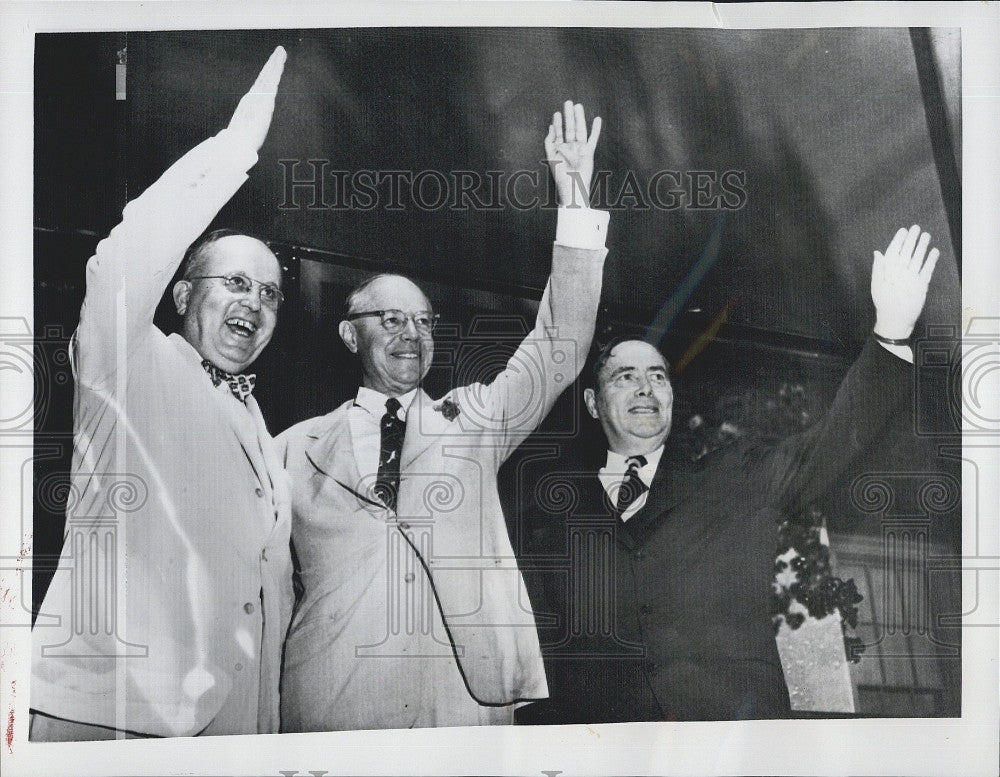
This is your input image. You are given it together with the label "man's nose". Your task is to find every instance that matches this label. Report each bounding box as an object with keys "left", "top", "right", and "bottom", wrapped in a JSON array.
[
  {"left": 634, "top": 375, "right": 652, "bottom": 395},
  {"left": 240, "top": 287, "right": 263, "bottom": 312},
  {"left": 400, "top": 316, "right": 420, "bottom": 339}
]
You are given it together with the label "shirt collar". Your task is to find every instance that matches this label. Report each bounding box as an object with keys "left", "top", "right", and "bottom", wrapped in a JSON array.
[
  {"left": 355, "top": 386, "right": 418, "bottom": 419},
  {"left": 600, "top": 445, "right": 665, "bottom": 488}
]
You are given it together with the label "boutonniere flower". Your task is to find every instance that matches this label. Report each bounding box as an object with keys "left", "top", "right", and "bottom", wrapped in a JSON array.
[{"left": 433, "top": 398, "right": 461, "bottom": 422}]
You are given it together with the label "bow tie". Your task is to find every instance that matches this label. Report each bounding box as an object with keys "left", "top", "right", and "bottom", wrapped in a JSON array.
[{"left": 202, "top": 360, "right": 256, "bottom": 403}]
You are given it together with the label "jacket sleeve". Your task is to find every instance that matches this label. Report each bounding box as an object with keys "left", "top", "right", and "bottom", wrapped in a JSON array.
[
  {"left": 454, "top": 210, "right": 608, "bottom": 465},
  {"left": 74, "top": 127, "right": 260, "bottom": 389},
  {"left": 749, "top": 337, "right": 912, "bottom": 515}
]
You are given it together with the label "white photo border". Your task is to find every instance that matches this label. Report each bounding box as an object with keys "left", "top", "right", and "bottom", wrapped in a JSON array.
[{"left": 2, "top": 2, "right": 997, "bottom": 776}]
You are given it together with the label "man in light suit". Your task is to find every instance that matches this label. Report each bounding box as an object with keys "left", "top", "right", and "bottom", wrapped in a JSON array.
[
  {"left": 520, "top": 225, "right": 941, "bottom": 722},
  {"left": 30, "top": 48, "right": 293, "bottom": 739},
  {"left": 278, "top": 102, "right": 609, "bottom": 730}
]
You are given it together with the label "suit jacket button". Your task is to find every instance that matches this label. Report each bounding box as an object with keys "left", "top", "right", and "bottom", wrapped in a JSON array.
[
  {"left": 634, "top": 550, "right": 646, "bottom": 560},
  {"left": 255, "top": 487, "right": 264, "bottom": 498},
  {"left": 404, "top": 573, "right": 416, "bottom": 583},
  {"left": 647, "top": 661, "right": 658, "bottom": 675},
  {"left": 235, "top": 662, "right": 243, "bottom": 672},
  {"left": 639, "top": 604, "right": 651, "bottom": 616},
  {"left": 243, "top": 602, "right": 255, "bottom": 614},
  {"left": 399, "top": 522, "right": 410, "bottom": 531}
]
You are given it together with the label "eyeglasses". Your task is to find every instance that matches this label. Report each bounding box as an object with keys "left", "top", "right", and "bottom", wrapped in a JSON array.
[
  {"left": 346, "top": 309, "right": 440, "bottom": 335},
  {"left": 188, "top": 273, "right": 284, "bottom": 310},
  {"left": 608, "top": 370, "right": 670, "bottom": 389}
]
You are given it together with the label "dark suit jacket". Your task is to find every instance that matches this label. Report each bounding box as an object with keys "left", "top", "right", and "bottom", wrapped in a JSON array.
[{"left": 520, "top": 337, "right": 910, "bottom": 723}]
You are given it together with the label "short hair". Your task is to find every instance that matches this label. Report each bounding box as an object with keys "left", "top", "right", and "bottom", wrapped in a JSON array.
[
  {"left": 588, "top": 333, "right": 670, "bottom": 392},
  {"left": 343, "top": 273, "right": 430, "bottom": 316},
  {"left": 180, "top": 228, "right": 277, "bottom": 282}
]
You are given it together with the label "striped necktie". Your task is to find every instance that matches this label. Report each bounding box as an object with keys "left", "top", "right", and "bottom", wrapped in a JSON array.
[{"left": 615, "top": 455, "right": 648, "bottom": 517}]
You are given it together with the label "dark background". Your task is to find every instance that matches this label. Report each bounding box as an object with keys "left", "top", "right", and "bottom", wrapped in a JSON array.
[{"left": 33, "top": 28, "right": 962, "bottom": 716}]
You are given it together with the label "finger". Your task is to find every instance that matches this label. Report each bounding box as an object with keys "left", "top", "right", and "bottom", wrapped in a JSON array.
[
  {"left": 563, "top": 100, "right": 576, "bottom": 143},
  {"left": 910, "top": 231, "right": 931, "bottom": 271},
  {"left": 552, "top": 112, "right": 563, "bottom": 145},
  {"left": 899, "top": 224, "right": 921, "bottom": 265},
  {"left": 573, "top": 103, "right": 586, "bottom": 143},
  {"left": 586, "top": 116, "right": 603, "bottom": 152},
  {"left": 919, "top": 247, "right": 941, "bottom": 282},
  {"left": 544, "top": 125, "right": 555, "bottom": 158},
  {"left": 872, "top": 250, "right": 885, "bottom": 282},
  {"left": 885, "top": 226, "right": 908, "bottom": 261},
  {"left": 250, "top": 45, "right": 287, "bottom": 97}
]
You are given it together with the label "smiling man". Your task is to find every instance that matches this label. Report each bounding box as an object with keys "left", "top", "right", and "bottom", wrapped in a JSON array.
[
  {"left": 277, "top": 102, "right": 609, "bottom": 731},
  {"left": 523, "top": 225, "right": 941, "bottom": 723},
  {"left": 174, "top": 229, "right": 284, "bottom": 374},
  {"left": 30, "top": 48, "right": 293, "bottom": 739}
]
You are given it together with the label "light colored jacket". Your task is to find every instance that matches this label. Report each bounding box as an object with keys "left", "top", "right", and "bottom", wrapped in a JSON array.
[
  {"left": 31, "top": 127, "right": 293, "bottom": 737},
  {"left": 278, "top": 239, "right": 607, "bottom": 731}
]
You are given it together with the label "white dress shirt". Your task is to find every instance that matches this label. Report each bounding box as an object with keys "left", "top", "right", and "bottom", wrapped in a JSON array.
[
  {"left": 348, "top": 386, "right": 417, "bottom": 492},
  {"left": 598, "top": 445, "right": 666, "bottom": 521}
]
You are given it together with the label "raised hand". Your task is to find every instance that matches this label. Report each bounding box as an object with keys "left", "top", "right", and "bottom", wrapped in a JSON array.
[
  {"left": 544, "top": 101, "right": 602, "bottom": 208},
  {"left": 871, "top": 224, "right": 941, "bottom": 340},
  {"left": 227, "top": 46, "right": 287, "bottom": 152}
]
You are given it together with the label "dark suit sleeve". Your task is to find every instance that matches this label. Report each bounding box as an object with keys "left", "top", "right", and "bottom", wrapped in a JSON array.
[{"left": 749, "top": 337, "right": 912, "bottom": 515}]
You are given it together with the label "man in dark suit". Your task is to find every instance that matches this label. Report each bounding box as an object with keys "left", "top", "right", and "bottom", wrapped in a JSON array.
[{"left": 519, "top": 224, "right": 940, "bottom": 722}]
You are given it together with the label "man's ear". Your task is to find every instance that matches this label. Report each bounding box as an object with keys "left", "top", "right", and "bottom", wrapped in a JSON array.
[
  {"left": 583, "top": 387, "right": 600, "bottom": 420},
  {"left": 172, "top": 280, "right": 192, "bottom": 316},
  {"left": 339, "top": 320, "right": 359, "bottom": 353}
]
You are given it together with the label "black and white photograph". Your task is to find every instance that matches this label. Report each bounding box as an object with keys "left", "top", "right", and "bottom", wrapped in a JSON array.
[{"left": 1, "top": 2, "right": 997, "bottom": 775}]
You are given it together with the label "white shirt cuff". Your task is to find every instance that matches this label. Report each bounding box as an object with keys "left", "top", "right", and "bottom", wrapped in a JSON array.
[{"left": 555, "top": 207, "right": 609, "bottom": 250}]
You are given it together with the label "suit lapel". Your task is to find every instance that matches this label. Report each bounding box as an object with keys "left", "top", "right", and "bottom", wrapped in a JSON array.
[
  {"left": 246, "top": 396, "right": 291, "bottom": 541},
  {"left": 305, "top": 401, "right": 361, "bottom": 478},
  {"left": 304, "top": 402, "right": 385, "bottom": 507},
  {"left": 170, "top": 333, "right": 270, "bottom": 496},
  {"left": 400, "top": 390, "right": 455, "bottom": 469},
  {"left": 581, "top": 475, "right": 640, "bottom": 552},
  {"left": 618, "top": 446, "right": 697, "bottom": 546}
]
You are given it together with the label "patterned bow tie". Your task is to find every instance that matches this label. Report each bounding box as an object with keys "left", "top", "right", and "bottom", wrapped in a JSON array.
[{"left": 202, "top": 360, "right": 256, "bottom": 403}]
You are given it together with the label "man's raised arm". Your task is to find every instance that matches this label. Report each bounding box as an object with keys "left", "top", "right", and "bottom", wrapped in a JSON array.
[
  {"left": 464, "top": 101, "right": 609, "bottom": 458},
  {"left": 765, "top": 224, "right": 941, "bottom": 514},
  {"left": 75, "top": 46, "right": 286, "bottom": 386}
]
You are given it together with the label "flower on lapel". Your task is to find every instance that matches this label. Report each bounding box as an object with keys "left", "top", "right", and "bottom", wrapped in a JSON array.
[{"left": 433, "top": 397, "right": 461, "bottom": 422}]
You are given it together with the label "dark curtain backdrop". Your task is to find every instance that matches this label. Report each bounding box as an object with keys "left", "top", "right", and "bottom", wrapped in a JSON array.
[{"left": 117, "top": 27, "right": 960, "bottom": 345}]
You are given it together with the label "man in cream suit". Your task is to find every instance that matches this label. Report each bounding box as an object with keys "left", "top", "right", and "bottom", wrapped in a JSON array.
[
  {"left": 278, "top": 102, "right": 609, "bottom": 730},
  {"left": 30, "top": 48, "right": 293, "bottom": 739}
]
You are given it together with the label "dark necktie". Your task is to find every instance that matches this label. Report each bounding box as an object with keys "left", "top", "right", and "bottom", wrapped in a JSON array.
[
  {"left": 202, "top": 359, "right": 256, "bottom": 403},
  {"left": 374, "top": 397, "right": 405, "bottom": 512},
  {"left": 615, "top": 455, "right": 648, "bottom": 517}
]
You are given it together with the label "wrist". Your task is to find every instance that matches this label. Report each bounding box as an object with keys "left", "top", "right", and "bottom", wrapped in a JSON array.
[
  {"left": 556, "top": 174, "right": 592, "bottom": 209},
  {"left": 873, "top": 320, "right": 914, "bottom": 342},
  {"left": 556, "top": 193, "right": 591, "bottom": 209}
]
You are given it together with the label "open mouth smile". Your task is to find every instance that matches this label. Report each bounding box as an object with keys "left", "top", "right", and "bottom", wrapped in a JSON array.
[{"left": 225, "top": 317, "right": 259, "bottom": 338}]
